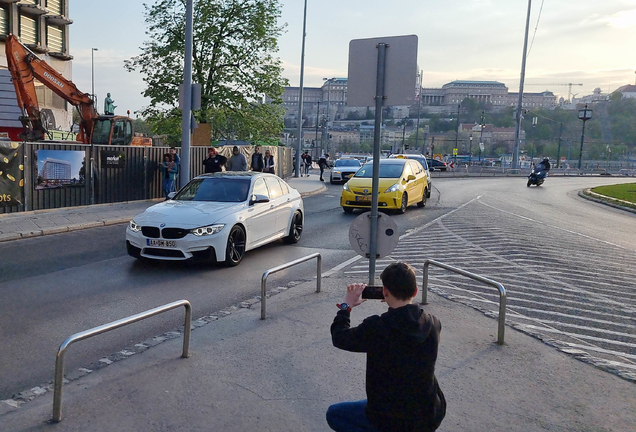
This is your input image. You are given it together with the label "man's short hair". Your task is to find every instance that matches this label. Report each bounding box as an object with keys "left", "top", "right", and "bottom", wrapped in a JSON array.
[{"left": 380, "top": 262, "right": 417, "bottom": 300}]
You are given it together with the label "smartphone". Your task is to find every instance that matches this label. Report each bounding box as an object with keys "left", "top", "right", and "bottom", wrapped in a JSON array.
[{"left": 362, "top": 285, "right": 384, "bottom": 300}]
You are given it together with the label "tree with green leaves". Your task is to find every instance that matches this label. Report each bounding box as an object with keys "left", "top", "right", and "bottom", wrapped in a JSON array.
[{"left": 125, "top": 0, "right": 288, "bottom": 145}]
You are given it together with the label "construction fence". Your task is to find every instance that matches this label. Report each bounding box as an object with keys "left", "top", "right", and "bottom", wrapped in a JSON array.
[{"left": 0, "top": 142, "right": 292, "bottom": 214}]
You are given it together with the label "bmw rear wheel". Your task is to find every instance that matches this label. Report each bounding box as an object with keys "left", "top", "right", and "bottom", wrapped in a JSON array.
[
  {"left": 398, "top": 193, "right": 408, "bottom": 214},
  {"left": 224, "top": 225, "right": 246, "bottom": 266},
  {"left": 283, "top": 211, "right": 303, "bottom": 244}
]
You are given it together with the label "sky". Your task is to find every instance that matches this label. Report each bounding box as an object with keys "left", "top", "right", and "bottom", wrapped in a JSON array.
[{"left": 69, "top": 0, "right": 636, "bottom": 118}]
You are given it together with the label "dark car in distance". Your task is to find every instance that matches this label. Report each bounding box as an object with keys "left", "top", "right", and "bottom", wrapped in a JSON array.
[{"left": 426, "top": 159, "right": 448, "bottom": 171}]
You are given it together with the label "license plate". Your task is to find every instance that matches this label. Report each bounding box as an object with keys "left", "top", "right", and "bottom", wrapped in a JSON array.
[
  {"left": 356, "top": 195, "right": 371, "bottom": 202},
  {"left": 146, "top": 239, "right": 177, "bottom": 248}
]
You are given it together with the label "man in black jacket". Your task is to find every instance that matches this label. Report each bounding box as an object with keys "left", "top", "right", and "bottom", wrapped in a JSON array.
[
  {"left": 202, "top": 147, "right": 227, "bottom": 173},
  {"left": 327, "top": 262, "right": 446, "bottom": 432}
]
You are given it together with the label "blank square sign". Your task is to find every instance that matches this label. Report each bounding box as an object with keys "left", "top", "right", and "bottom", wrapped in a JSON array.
[{"left": 347, "top": 35, "right": 418, "bottom": 107}]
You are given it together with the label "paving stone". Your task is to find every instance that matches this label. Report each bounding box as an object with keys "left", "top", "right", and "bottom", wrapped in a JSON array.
[{"left": 99, "top": 358, "right": 113, "bottom": 365}]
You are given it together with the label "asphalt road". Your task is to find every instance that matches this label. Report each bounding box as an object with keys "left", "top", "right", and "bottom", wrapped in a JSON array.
[
  {"left": 0, "top": 184, "right": 444, "bottom": 400},
  {"left": 1, "top": 176, "right": 635, "bottom": 399}
]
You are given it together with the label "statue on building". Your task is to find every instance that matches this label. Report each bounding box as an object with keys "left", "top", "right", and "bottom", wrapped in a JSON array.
[{"left": 104, "top": 93, "right": 116, "bottom": 115}]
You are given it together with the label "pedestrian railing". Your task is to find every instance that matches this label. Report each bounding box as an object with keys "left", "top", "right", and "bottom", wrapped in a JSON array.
[
  {"left": 421, "top": 259, "right": 507, "bottom": 345},
  {"left": 261, "top": 253, "right": 322, "bottom": 319},
  {"left": 52, "top": 299, "right": 192, "bottom": 422}
]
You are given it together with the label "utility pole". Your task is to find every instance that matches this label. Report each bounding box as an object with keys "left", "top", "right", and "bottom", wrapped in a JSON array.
[
  {"left": 512, "top": 0, "right": 532, "bottom": 170},
  {"left": 294, "top": 0, "right": 308, "bottom": 178}
]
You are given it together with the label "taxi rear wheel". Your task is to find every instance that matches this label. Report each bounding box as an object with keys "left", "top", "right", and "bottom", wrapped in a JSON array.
[
  {"left": 397, "top": 193, "right": 408, "bottom": 214},
  {"left": 417, "top": 189, "right": 427, "bottom": 208},
  {"left": 342, "top": 206, "right": 354, "bottom": 213}
]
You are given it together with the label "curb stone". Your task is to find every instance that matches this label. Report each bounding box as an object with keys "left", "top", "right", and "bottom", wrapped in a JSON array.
[{"left": 579, "top": 189, "right": 636, "bottom": 214}]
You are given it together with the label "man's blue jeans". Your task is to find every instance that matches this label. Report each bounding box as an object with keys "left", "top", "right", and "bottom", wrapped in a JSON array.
[{"left": 326, "top": 400, "right": 379, "bottom": 432}]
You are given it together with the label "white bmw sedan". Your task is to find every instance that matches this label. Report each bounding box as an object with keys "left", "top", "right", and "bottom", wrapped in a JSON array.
[{"left": 126, "top": 172, "right": 304, "bottom": 266}]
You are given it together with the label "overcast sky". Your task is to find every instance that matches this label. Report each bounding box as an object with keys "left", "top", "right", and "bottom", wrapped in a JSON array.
[{"left": 70, "top": 0, "right": 636, "bottom": 117}]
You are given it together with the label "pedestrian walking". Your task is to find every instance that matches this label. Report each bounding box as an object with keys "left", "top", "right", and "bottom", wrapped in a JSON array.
[
  {"left": 302, "top": 151, "right": 312, "bottom": 176},
  {"left": 202, "top": 147, "right": 227, "bottom": 173},
  {"left": 251, "top": 145, "right": 264, "bottom": 172},
  {"left": 263, "top": 149, "right": 275, "bottom": 174},
  {"left": 326, "top": 262, "right": 446, "bottom": 432},
  {"left": 227, "top": 146, "right": 247, "bottom": 171},
  {"left": 318, "top": 153, "right": 329, "bottom": 181}
]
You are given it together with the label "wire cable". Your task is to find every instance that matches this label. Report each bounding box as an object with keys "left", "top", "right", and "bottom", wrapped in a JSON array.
[{"left": 526, "top": 0, "right": 546, "bottom": 59}]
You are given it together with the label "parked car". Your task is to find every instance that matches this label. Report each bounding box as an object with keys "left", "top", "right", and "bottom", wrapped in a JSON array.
[
  {"left": 340, "top": 158, "right": 428, "bottom": 214},
  {"left": 426, "top": 158, "right": 448, "bottom": 171},
  {"left": 389, "top": 154, "right": 431, "bottom": 198},
  {"left": 330, "top": 158, "right": 362, "bottom": 184},
  {"left": 126, "top": 172, "right": 304, "bottom": 266}
]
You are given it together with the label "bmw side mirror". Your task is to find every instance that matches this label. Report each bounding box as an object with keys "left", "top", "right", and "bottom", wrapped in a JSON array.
[
  {"left": 167, "top": 192, "right": 177, "bottom": 199},
  {"left": 250, "top": 193, "right": 270, "bottom": 205}
]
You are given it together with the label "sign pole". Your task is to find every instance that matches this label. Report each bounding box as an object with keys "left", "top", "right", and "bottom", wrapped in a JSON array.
[{"left": 368, "top": 43, "right": 387, "bottom": 286}]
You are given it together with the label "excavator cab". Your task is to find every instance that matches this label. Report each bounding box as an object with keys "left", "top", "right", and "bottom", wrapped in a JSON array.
[{"left": 92, "top": 116, "right": 133, "bottom": 146}]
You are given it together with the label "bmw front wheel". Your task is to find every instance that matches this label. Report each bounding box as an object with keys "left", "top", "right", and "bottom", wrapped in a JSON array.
[
  {"left": 224, "top": 225, "right": 246, "bottom": 266},
  {"left": 283, "top": 211, "right": 303, "bottom": 244}
]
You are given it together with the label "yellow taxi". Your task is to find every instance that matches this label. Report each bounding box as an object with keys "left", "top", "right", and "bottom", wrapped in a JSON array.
[{"left": 340, "top": 158, "right": 428, "bottom": 214}]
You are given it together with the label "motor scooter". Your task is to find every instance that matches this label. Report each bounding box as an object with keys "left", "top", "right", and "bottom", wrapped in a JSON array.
[{"left": 527, "top": 164, "right": 547, "bottom": 187}]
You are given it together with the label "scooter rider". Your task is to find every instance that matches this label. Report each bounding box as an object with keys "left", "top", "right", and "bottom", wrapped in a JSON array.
[{"left": 538, "top": 157, "right": 550, "bottom": 172}]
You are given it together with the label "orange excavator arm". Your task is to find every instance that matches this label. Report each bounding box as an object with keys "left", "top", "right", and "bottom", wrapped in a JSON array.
[{"left": 5, "top": 34, "right": 96, "bottom": 143}]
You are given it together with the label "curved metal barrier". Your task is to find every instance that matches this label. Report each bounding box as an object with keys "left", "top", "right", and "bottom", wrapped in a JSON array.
[
  {"left": 52, "top": 299, "right": 192, "bottom": 422},
  {"left": 421, "top": 259, "right": 506, "bottom": 345},
  {"left": 261, "top": 253, "right": 322, "bottom": 319}
]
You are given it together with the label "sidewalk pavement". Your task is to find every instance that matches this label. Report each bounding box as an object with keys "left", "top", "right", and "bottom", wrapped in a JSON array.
[
  {"left": 2, "top": 273, "right": 635, "bottom": 431},
  {"left": 0, "top": 173, "right": 327, "bottom": 243}
]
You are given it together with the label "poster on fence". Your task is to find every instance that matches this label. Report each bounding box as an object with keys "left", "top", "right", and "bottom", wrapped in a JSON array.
[
  {"left": 0, "top": 141, "right": 24, "bottom": 207},
  {"left": 35, "top": 150, "right": 86, "bottom": 190}
]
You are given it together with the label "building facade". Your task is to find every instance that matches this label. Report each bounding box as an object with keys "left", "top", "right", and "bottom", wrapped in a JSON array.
[{"left": 0, "top": 0, "right": 73, "bottom": 132}]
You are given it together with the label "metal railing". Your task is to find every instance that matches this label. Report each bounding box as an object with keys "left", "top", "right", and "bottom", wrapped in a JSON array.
[
  {"left": 52, "top": 299, "right": 192, "bottom": 422},
  {"left": 422, "top": 259, "right": 507, "bottom": 345},
  {"left": 261, "top": 253, "right": 322, "bottom": 319}
]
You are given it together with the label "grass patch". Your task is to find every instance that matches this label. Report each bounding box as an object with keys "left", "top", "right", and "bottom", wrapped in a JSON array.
[{"left": 591, "top": 183, "right": 636, "bottom": 204}]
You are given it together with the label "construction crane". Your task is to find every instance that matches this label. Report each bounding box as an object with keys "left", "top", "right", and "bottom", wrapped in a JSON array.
[{"left": 526, "top": 83, "right": 583, "bottom": 103}]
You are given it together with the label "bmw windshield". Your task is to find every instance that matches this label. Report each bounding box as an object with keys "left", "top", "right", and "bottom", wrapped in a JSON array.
[{"left": 174, "top": 178, "right": 251, "bottom": 202}]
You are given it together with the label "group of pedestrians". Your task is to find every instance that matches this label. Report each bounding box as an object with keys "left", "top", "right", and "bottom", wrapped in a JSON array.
[{"left": 202, "top": 145, "right": 276, "bottom": 175}]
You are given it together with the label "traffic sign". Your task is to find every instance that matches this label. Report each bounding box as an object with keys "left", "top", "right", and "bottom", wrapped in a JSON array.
[
  {"left": 449, "top": 162, "right": 455, "bottom": 169},
  {"left": 349, "top": 212, "right": 399, "bottom": 259},
  {"left": 453, "top": 148, "right": 458, "bottom": 155}
]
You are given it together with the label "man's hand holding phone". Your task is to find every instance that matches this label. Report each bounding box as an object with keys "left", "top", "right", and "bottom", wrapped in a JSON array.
[{"left": 344, "top": 283, "right": 367, "bottom": 308}]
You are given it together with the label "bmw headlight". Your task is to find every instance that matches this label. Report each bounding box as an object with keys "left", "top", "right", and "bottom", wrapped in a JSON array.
[
  {"left": 129, "top": 220, "right": 141, "bottom": 232},
  {"left": 342, "top": 182, "right": 350, "bottom": 191},
  {"left": 191, "top": 224, "right": 225, "bottom": 236},
  {"left": 383, "top": 183, "right": 400, "bottom": 193}
]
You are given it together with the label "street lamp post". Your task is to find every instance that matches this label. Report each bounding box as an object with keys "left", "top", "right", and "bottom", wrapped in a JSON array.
[
  {"left": 577, "top": 104, "right": 593, "bottom": 171},
  {"left": 323, "top": 78, "right": 333, "bottom": 155},
  {"left": 401, "top": 118, "right": 407, "bottom": 153},
  {"left": 454, "top": 103, "right": 460, "bottom": 165},
  {"left": 91, "top": 48, "right": 98, "bottom": 104},
  {"left": 479, "top": 110, "right": 485, "bottom": 163},
  {"left": 469, "top": 134, "right": 473, "bottom": 167},
  {"left": 414, "top": 70, "right": 423, "bottom": 152},
  {"left": 294, "top": 0, "right": 308, "bottom": 178},
  {"left": 315, "top": 100, "right": 320, "bottom": 156}
]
